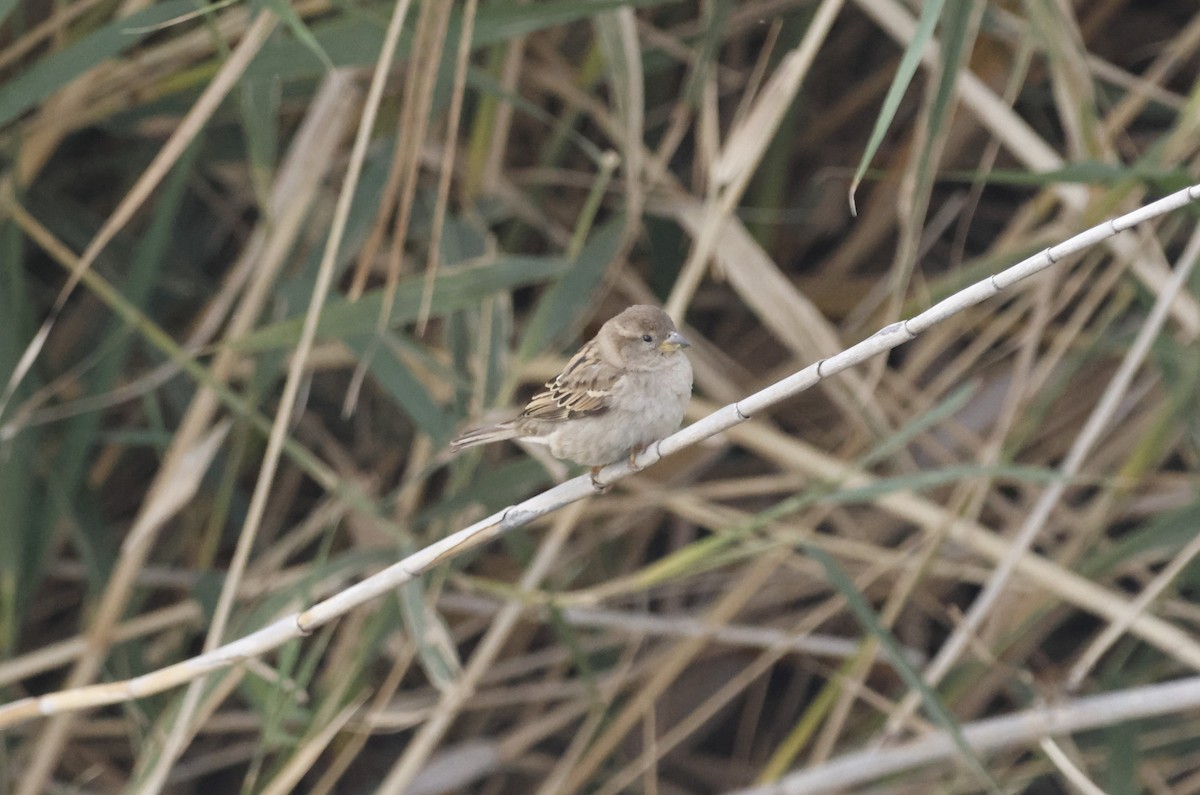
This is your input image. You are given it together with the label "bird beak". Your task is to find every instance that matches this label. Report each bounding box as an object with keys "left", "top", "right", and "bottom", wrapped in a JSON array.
[{"left": 659, "top": 330, "right": 690, "bottom": 352}]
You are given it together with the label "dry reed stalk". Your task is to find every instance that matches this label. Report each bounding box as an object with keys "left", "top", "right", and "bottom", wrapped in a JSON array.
[{"left": 730, "top": 674, "right": 1200, "bottom": 795}]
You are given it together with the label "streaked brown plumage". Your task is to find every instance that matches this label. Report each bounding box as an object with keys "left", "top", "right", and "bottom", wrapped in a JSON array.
[{"left": 450, "top": 305, "right": 693, "bottom": 474}]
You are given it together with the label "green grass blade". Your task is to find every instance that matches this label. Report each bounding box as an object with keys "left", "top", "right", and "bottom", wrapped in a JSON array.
[
  {"left": 913, "top": 0, "right": 980, "bottom": 183},
  {"left": 0, "top": 0, "right": 196, "bottom": 128},
  {"left": 344, "top": 332, "right": 454, "bottom": 443},
  {"left": 802, "top": 543, "right": 1001, "bottom": 794},
  {"left": 246, "top": 0, "right": 675, "bottom": 81},
  {"left": 233, "top": 255, "right": 572, "bottom": 353},
  {"left": 848, "top": 0, "right": 946, "bottom": 213},
  {"left": 516, "top": 217, "right": 624, "bottom": 361},
  {"left": 258, "top": 0, "right": 333, "bottom": 71}
]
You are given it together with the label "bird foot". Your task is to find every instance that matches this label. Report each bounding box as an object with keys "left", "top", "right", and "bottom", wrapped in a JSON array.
[
  {"left": 591, "top": 444, "right": 649, "bottom": 492},
  {"left": 627, "top": 443, "right": 647, "bottom": 470}
]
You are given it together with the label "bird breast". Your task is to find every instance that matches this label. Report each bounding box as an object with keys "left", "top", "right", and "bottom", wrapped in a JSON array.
[{"left": 543, "top": 354, "right": 692, "bottom": 467}]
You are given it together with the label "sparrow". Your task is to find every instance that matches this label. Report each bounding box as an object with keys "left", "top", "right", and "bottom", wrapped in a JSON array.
[{"left": 450, "top": 305, "right": 693, "bottom": 485}]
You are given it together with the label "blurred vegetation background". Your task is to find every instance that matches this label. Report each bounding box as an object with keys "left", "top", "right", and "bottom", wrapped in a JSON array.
[{"left": 2, "top": 0, "right": 1200, "bottom": 792}]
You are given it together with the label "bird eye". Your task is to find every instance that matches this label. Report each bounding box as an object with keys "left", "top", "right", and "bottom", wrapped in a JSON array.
[{"left": 642, "top": 334, "right": 653, "bottom": 343}]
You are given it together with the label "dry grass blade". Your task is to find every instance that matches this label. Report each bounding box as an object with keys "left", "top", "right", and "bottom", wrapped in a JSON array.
[
  {"left": 377, "top": 501, "right": 584, "bottom": 793},
  {"left": 0, "top": 10, "right": 280, "bottom": 421},
  {"left": 665, "top": 0, "right": 843, "bottom": 320},
  {"left": 415, "top": 0, "right": 479, "bottom": 334},
  {"left": 9, "top": 420, "right": 230, "bottom": 795},
  {"left": 343, "top": 0, "right": 450, "bottom": 414},
  {"left": 132, "top": 67, "right": 371, "bottom": 793}
]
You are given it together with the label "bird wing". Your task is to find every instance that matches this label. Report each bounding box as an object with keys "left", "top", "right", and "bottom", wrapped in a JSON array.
[{"left": 520, "top": 341, "right": 622, "bottom": 422}]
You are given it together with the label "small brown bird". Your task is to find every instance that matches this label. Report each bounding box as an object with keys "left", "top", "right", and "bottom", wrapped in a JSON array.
[{"left": 451, "top": 305, "right": 693, "bottom": 484}]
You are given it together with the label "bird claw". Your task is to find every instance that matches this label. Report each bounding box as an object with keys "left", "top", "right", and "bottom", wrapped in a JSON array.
[
  {"left": 627, "top": 443, "right": 646, "bottom": 470},
  {"left": 589, "top": 467, "right": 611, "bottom": 493}
]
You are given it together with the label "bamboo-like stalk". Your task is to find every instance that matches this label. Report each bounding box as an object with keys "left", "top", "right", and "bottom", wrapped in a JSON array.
[{"left": 0, "top": 184, "right": 1196, "bottom": 730}]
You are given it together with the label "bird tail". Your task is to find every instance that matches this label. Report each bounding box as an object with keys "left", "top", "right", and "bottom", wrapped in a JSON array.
[{"left": 449, "top": 422, "right": 521, "bottom": 453}]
